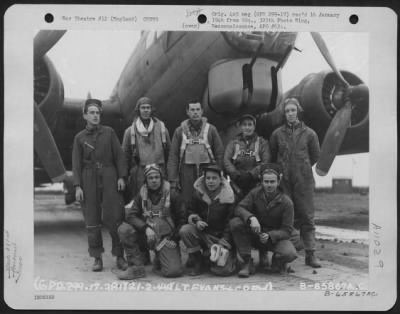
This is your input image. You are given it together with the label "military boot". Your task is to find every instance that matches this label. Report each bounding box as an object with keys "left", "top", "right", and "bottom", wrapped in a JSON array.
[
  {"left": 92, "top": 257, "right": 103, "bottom": 272},
  {"left": 258, "top": 251, "right": 270, "bottom": 269},
  {"left": 116, "top": 256, "right": 128, "bottom": 270},
  {"left": 238, "top": 257, "right": 254, "bottom": 278},
  {"left": 152, "top": 253, "right": 161, "bottom": 272},
  {"left": 270, "top": 255, "right": 287, "bottom": 273},
  {"left": 185, "top": 253, "right": 196, "bottom": 268},
  {"left": 305, "top": 250, "right": 321, "bottom": 268},
  {"left": 188, "top": 252, "right": 203, "bottom": 276},
  {"left": 116, "top": 265, "right": 146, "bottom": 280}
]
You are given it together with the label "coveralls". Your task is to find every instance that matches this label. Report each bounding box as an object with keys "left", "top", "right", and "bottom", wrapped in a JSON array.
[
  {"left": 269, "top": 121, "right": 320, "bottom": 251},
  {"left": 224, "top": 133, "right": 271, "bottom": 197},
  {"left": 230, "top": 187, "right": 297, "bottom": 265},
  {"left": 122, "top": 117, "right": 170, "bottom": 200},
  {"left": 167, "top": 118, "right": 224, "bottom": 204},
  {"left": 118, "top": 181, "right": 185, "bottom": 277},
  {"left": 72, "top": 125, "right": 127, "bottom": 258}
]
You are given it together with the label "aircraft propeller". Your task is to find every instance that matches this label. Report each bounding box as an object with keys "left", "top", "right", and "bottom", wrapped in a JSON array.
[
  {"left": 34, "top": 30, "right": 67, "bottom": 182},
  {"left": 310, "top": 32, "right": 369, "bottom": 176}
]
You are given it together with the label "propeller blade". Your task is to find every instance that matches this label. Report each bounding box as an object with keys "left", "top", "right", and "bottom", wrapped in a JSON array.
[
  {"left": 34, "top": 103, "right": 66, "bottom": 182},
  {"left": 310, "top": 32, "right": 350, "bottom": 88},
  {"left": 316, "top": 101, "right": 352, "bottom": 176},
  {"left": 34, "top": 30, "right": 66, "bottom": 59}
]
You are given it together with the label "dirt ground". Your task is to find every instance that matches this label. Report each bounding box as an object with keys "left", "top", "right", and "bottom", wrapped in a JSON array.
[
  {"left": 34, "top": 192, "right": 369, "bottom": 291},
  {"left": 314, "top": 193, "right": 369, "bottom": 231}
]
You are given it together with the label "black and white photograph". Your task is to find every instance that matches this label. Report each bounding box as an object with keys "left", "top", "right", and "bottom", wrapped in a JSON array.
[{"left": 4, "top": 5, "right": 397, "bottom": 311}]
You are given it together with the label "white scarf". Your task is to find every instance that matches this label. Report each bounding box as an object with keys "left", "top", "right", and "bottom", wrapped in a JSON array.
[{"left": 135, "top": 118, "right": 154, "bottom": 137}]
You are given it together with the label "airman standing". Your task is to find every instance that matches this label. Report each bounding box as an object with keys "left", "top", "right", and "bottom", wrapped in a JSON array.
[
  {"left": 224, "top": 114, "right": 271, "bottom": 197},
  {"left": 72, "top": 99, "right": 128, "bottom": 272},
  {"left": 122, "top": 97, "right": 170, "bottom": 201},
  {"left": 269, "top": 98, "right": 321, "bottom": 268},
  {"left": 167, "top": 100, "right": 224, "bottom": 204}
]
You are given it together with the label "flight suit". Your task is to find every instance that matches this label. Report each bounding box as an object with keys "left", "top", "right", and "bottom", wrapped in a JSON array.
[
  {"left": 224, "top": 133, "right": 271, "bottom": 196},
  {"left": 167, "top": 118, "right": 224, "bottom": 204},
  {"left": 230, "top": 186, "right": 297, "bottom": 265},
  {"left": 122, "top": 117, "right": 170, "bottom": 200},
  {"left": 118, "top": 181, "right": 185, "bottom": 277},
  {"left": 269, "top": 121, "right": 320, "bottom": 251},
  {"left": 72, "top": 125, "right": 127, "bottom": 258}
]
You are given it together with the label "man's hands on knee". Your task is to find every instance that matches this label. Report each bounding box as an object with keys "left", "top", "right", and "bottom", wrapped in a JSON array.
[
  {"left": 259, "top": 233, "right": 270, "bottom": 244},
  {"left": 249, "top": 216, "right": 261, "bottom": 233},
  {"left": 196, "top": 221, "right": 208, "bottom": 231}
]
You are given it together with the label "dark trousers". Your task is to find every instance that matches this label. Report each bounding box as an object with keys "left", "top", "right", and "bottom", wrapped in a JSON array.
[
  {"left": 117, "top": 223, "right": 146, "bottom": 266},
  {"left": 179, "top": 224, "right": 221, "bottom": 253},
  {"left": 281, "top": 178, "right": 316, "bottom": 251},
  {"left": 230, "top": 217, "right": 297, "bottom": 263},
  {"left": 81, "top": 167, "right": 124, "bottom": 257},
  {"left": 118, "top": 222, "right": 183, "bottom": 277}
]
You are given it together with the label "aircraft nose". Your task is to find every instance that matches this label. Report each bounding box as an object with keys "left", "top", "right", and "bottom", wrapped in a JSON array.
[{"left": 222, "top": 32, "right": 298, "bottom": 60}]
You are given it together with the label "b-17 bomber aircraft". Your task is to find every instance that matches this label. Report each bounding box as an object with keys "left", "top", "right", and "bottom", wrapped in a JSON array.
[{"left": 33, "top": 30, "right": 369, "bottom": 203}]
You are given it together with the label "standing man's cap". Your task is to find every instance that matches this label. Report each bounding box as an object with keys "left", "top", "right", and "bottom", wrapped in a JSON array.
[
  {"left": 83, "top": 98, "right": 102, "bottom": 112},
  {"left": 144, "top": 163, "right": 162, "bottom": 178},
  {"left": 203, "top": 164, "right": 222, "bottom": 176},
  {"left": 238, "top": 114, "right": 256, "bottom": 125},
  {"left": 135, "top": 97, "right": 153, "bottom": 111}
]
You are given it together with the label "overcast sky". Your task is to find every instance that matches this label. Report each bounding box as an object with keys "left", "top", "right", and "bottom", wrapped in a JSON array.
[{"left": 47, "top": 31, "right": 369, "bottom": 187}]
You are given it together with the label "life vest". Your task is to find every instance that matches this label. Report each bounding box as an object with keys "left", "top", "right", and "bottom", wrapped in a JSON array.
[
  {"left": 232, "top": 136, "right": 261, "bottom": 162},
  {"left": 140, "top": 181, "right": 174, "bottom": 237},
  {"left": 140, "top": 180, "right": 171, "bottom": 218},
  {"left": 179, "top": 119, "right": 216, "bottom": 166}
]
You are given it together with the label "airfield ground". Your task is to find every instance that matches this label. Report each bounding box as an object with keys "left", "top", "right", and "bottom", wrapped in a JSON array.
[{"left": 34, "top": 192, "right": 369, "bottom": 291}]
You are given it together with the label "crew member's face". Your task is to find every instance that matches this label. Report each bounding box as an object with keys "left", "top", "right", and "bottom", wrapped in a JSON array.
[
  {"left": 186, "top": 102, "right": 203, "bottom": 121},
  {"left": 84, "top": 105, "right": 101, "bottom": 127},
  {"left": 146, "top": 173, "right": 161, "bottom": 190},
  {"left": 139, "top": 103, "right": 152, "bottom": 120},
  {"left": 240, "top": 119, "right": 255, "bottom": 137},
  {"left": 204, "top": 171, "right": 221, "bottom": 191},
  {"left": 262, "top": 173, "right": 279, "bottom": 194},
  {"left": 285, "top": 103, "right": 298, "bottom": 124}
]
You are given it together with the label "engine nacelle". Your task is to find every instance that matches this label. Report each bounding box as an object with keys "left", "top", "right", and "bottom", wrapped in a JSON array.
[{"left": 258, "top": 70, "right": 369, "bottom": 154}]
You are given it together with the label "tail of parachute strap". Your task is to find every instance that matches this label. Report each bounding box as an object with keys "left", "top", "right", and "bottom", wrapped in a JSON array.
[
  {"left": 160, "top": 121, "right": 167, "bottom": 145},
  {"left": 232, "top": 142, "right": 240, "bottom": 161},
  {"left": 254, "top": 137, "right": 261, "bottom": 163},
  {"left": 130, "top": 124, "right": 136, "bottom": 145},
  {"left": 202, "top": 123, "right": 216, "bottom": 164}
]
